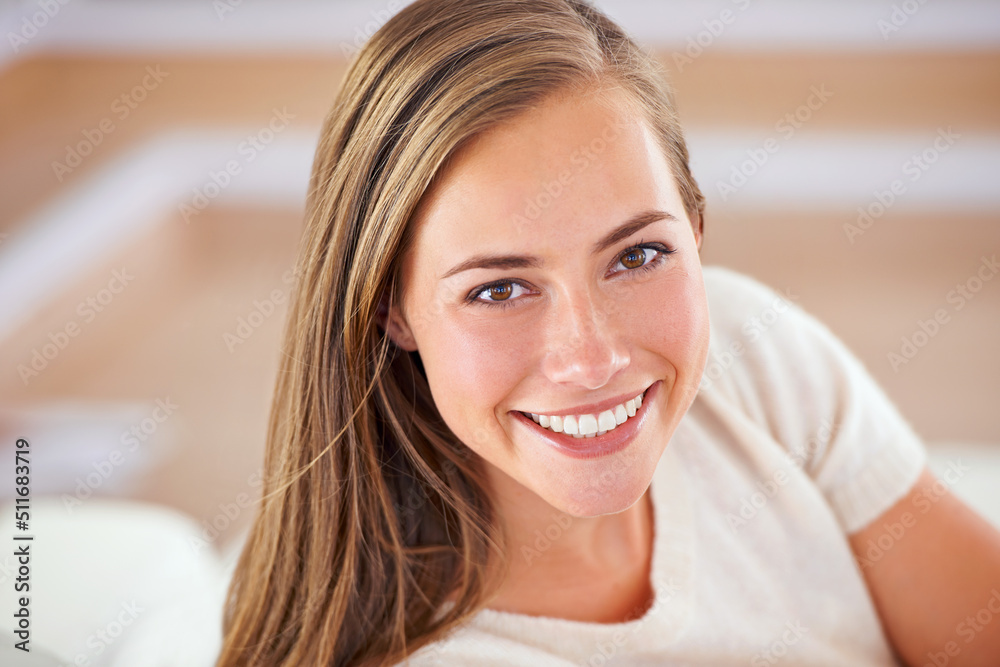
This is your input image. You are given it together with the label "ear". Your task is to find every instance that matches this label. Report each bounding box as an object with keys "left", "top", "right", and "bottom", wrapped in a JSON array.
[{"left": 377, "top": 294, "right": 418, "bottom": 351}]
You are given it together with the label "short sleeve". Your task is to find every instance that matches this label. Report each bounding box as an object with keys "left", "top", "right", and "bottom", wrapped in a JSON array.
[{"left": 700, "top": 265, "right": 928, "bottom": 534}]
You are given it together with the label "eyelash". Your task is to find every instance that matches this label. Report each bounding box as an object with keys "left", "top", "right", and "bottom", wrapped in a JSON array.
[{"left": 466, "top": 241, "right": 677, "bottom": 310}]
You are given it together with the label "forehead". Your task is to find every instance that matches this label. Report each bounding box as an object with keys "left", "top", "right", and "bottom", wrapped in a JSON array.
[{"left": 406, "top": 87, "right": 682, "bottom": 271}]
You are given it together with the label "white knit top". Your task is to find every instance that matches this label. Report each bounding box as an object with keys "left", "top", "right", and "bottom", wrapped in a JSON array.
[{"left": 400, "top": 265, "right": 927, "bottom": 666}]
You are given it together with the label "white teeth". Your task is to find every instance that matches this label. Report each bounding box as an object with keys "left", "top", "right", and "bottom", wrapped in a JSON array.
[
  {"left": 578, "top": 414, "right": 599, "bottom": 436},
  {"left": 614, "top": 404, "right": 627, "bottom": 425},
  {"left": 598, "top": 410, "right": 616, "bottom": 431},
  {"left": 524, "top": 388, "right": 648, "bottom": 437},
  {"left": 562, "top": 415, "right": 579, "bottom": 435}
]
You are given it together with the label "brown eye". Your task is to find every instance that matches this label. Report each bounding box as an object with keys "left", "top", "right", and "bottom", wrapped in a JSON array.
[
  {"left": 470, "top": 280, "right": 530, "bottom": 307},
  {"left": 488, "top": 283, "right": 513, "bottom": 300},
  {"left": 620, "top": 248, "right": 646, "bottom": 270}
]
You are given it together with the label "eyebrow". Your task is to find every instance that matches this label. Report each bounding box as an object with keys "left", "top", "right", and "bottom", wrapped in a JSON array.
[{"left": 440, "top": 209, "right": 679, "bottom": 280}]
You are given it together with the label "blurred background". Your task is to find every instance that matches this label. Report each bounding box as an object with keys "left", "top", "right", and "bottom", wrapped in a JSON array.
[{"left": 0, "top": 0, "right": 997, "bottom": 664}]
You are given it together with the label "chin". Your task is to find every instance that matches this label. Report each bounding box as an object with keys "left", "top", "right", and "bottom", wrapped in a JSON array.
[
  {"left": 559, "top": 479, "right": 651, "bottom": 518},
  {"left": 528, "top": 432, "right": 665, "bottom": 519}
]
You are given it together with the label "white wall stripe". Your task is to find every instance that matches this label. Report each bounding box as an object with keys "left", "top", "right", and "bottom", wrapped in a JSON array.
[
  {"left": 1, "top": 127, "right": 997, "bottom": 342},
  {"left": 686, "top": 129, "right": 1000, "bottom": 210},
  {"left": 2, "top": 0, "right": 998, "bottom": 73}
]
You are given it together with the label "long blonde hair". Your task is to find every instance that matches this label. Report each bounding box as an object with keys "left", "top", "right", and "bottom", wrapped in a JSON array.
[{"left": 217, "top": 1, "right": 706, "bottom": 664}]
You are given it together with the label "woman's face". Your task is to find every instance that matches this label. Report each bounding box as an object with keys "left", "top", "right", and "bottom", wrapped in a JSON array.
[{"left": 385, "top": 87, "right": 710, "bottom": 517}]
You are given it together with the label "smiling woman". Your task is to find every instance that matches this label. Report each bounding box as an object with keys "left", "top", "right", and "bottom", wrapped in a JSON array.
[
  {"left": 216, "top": 1, "right": 1000, "bottom": 666},
  {"left": 383, "top": 87, "right": 709, "bottom": 528}
]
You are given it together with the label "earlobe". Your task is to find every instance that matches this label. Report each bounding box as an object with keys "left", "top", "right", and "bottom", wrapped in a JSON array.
[{"left": 378, "top": 296, "right": 418, "bottom": 351}]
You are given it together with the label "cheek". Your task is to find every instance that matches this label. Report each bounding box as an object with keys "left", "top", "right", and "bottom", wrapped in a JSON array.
[
  {"left": 417, "top": 312, "right": 530, "bottom": 446},
  {"left": 624, "top": 267, "right": 710, "bottom": 379}
]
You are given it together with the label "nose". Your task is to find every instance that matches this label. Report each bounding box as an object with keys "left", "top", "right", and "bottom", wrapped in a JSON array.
[{"left": 540, "top": 287, "right": 630, "bottom": 390}]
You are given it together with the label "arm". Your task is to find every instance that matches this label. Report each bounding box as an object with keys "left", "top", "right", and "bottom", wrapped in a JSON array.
[
  {"left": 849, "top": 465, "right": 1000, "bottom": 666},
  {"left": 700, "top": 270, "right": 1000, "bottom": 662}
]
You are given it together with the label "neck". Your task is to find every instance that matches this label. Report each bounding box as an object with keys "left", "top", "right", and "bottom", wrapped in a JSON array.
[{"left": 483, "top": 470, "right": 656, "bottom": 622}]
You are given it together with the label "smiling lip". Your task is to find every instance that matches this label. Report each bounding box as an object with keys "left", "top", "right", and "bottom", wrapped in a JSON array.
[
  {"left": 515, "top": 385, "right": 650, "bottom": 418},
  {"left": 513, "top": 380, "right": 661, "bottom": 460}
]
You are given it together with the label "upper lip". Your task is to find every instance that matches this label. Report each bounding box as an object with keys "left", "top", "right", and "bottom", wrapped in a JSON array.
[{"left": 514, "top": 381, "right": 655, "bottom": 417}]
